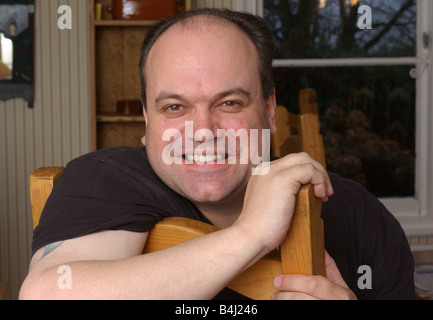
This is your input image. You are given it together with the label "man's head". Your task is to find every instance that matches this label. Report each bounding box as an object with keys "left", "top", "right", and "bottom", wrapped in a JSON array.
[
  {"left": 139, "top": 8, "right": 275, "bottom": 109},
  {"left": 139, "top": 9, "right": 277, "bottom": 220}
]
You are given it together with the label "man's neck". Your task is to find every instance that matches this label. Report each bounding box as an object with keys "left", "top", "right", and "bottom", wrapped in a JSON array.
[{"left": 195, "top": 196, "right": 244, "bottom": 229}]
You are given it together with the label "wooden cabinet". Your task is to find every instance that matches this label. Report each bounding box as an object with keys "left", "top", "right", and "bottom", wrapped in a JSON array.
[{"left": 89, "top": 0, "right": 191, "bottom": 150}]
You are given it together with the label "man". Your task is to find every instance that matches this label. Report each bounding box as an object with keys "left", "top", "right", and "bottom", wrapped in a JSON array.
[{"left": 20, "top": 8, "right": 414, "bottom": 300}]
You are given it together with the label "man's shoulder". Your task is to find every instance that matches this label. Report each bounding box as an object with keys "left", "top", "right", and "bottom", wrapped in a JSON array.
[
  {"left": 66, "top": 146, "right": 152, "bottom": 176},
  {"left": 322, "top": 172, "right": 401, "bottom": 236},
  {"left": 324, "top": 172, "right": 388, "bottom": 214},
  {"left": 327, "top": 172, "right": 368, "bottom": 198},
  {"left": 323, "top": 173, "right": 415, "bottom": 299},
  {"left": 70, "top": 146, "right": 146, "bottom": 164},
  {"left": 323, "top": 172, "right": 408, "bottom": 261}
]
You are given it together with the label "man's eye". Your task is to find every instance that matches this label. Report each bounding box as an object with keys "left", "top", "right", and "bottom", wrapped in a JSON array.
[
  {"left": 166, "top": 104, "right": 183, "bottom": 112},
  {"left": 222, "top": 101, "right": 239, "bottom": 107}
]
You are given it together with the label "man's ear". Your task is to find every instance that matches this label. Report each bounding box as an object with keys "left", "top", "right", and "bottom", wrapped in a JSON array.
[
  {"left": 141, "top": 100, "right": 147, "bottom": 146},
  {"left": 141, "top": 99, "right": 148, "bottom": 125},
  {"left": 265, "top": 89, "right": 277, "bottom": 135}
]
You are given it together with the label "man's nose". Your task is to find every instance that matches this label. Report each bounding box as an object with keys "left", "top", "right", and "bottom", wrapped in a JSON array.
[{"left": 186, "top": 110, "right": 219, "bottom": 142}]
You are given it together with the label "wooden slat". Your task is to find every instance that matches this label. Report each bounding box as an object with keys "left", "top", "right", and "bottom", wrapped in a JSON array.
[
  {"left": 299, "top": 113, "right": 327, "bottom": 169},
  {"left": 298, "top": 89, "right": 326, "bottom": 169},
  {"left": 30, "top": 167, "right": 64, "bottom": 229},
  {"left": 287, "top": 111, "right": 299, "bottom": 130},
  {"left": 280, "top": 184, "right": 325, "bottom": 276},
  {"left": 299, "top": 88, "right": 318, "bottom": 114},
  {"left": 271, "top": 89, "right": 326, "bottom": 169},
  {"left": 271, "top": 105, "right": 290, "bottom": 158}
]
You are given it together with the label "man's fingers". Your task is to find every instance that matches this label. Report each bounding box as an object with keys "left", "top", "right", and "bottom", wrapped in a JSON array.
[
  {"left": 273, "top": 152, "right": 334, "bottom": 199},
  {"left": 325, "top": 251, "right": 352, "bottom": 291},
  {"left": 281, "top": 163, "right": 331, "bottom": 200},
  {"left": 271, "top": 291, "right": 319, "bottom": 300},
  {"left": 273, "top": 273, "right": 355, "bottom": 300}
]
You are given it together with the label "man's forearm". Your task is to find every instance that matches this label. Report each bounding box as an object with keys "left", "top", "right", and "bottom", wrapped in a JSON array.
[{"left": 20, "top": 224, "right": 266, "bottom": 300}]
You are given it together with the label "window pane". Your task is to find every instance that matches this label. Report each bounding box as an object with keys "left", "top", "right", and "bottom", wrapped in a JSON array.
[
  {"left": 273, "top": 66, "right": 415, "bottom": 197},
  {"left": 264, "top": 0, "right": 417, "bottom": 58},
  {"left": 0, "top": 33, "right": 13, "bottom": 80}
]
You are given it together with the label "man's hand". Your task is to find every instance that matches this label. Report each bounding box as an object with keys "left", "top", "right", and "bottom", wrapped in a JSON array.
[
  {"left": 234, "top": 152, "right": 333, "bottom": 255},
  {"left": 271, "top": 251, "right": 357, "bottom": 300}
]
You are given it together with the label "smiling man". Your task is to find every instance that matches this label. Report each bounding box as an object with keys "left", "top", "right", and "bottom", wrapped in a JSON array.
[
  {"left": 142, "top": 15, "right": 276, "bottom": 224},
  {"left": 20, "top": 8, "right": 414, "bottom": 300}
]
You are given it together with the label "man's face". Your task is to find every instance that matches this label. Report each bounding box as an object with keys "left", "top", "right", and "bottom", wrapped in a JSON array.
[{"left": 143, "top": 19, "right": 277, "bottom": 208}]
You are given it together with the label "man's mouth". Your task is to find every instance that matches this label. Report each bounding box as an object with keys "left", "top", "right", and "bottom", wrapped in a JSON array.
[{"left": 183, "top": 154, "right": 229, "bottom": 163}]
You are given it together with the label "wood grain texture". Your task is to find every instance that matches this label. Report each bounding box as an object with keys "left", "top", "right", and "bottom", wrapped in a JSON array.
[
  {"left": 30, "top": 167, "right": 65, "bottom": 229},
  {"left": 280, "top": 184, "right": 325, "bottom": 276},
  {"left": 271, "top": 88, "right": 326, "bottom": 169}
]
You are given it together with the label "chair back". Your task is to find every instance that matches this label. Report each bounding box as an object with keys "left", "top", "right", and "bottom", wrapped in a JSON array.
[
  {"left": 272, "top": 88, "right": 326, "bottom": 169},
  {"left": 30, "top": 167, "right": 64, "bottom": 229}
]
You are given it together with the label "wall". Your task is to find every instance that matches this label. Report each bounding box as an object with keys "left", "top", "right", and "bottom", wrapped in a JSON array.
[{"left": 0, "top": 0, "right": 91, "bottom": 299}]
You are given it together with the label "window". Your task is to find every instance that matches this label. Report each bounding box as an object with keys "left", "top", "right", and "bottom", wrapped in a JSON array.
[
  {"left": 0, "top": 32, "right": 13, "bottom": 79},
  {"left": 248, "top": 0, "right": 433, "bottom": 235}
]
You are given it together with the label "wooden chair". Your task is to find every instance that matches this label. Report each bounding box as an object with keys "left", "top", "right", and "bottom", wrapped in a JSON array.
[
  {"left": 272, "top": 88, "right": 326, "bottom": 169},
  {"left": 30, "top": 89, "right": 326, "bottom": 299}
]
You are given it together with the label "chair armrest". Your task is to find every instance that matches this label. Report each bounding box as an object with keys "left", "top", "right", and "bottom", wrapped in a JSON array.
[{"left": 30, "top": 167, "right": 64, "bottom": 229}]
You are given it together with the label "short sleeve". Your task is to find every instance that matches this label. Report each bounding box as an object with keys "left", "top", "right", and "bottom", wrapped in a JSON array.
[{"left": 32, "top": 147, "right": 205, "bottom": 255}]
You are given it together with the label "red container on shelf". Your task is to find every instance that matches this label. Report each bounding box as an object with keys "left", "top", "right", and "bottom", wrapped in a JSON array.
[{"left": 109, "top": 0, "right": 178, "bottom": 20}]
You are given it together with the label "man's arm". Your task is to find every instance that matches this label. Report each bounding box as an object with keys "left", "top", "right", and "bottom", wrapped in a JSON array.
[
  {"left": 19, "top": 224, "right": 267, "bottom": 300},
  {"left": 20, "top": 153, "right": 332, "bottom": 300}
]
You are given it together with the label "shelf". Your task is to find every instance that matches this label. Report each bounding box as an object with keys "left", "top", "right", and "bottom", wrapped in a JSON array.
[
  {"left": 94, "top": 19, "right": 158, "bottom": 27},
  {"left": 97, "top": 113, "right": 145, "bottom": 122}
]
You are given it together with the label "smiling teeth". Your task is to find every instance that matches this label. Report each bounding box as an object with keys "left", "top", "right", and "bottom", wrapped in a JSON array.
[{"left": 185, "top": 154, "right": 225, "bottom": 163}]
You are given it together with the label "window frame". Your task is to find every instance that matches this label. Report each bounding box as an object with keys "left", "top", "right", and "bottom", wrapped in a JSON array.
[{"left": 241, "top": 0, "right": 433, "bottom": 236}]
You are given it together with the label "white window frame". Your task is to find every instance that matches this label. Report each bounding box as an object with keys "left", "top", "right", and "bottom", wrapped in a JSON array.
[{"left": 240, "top": 0, "right": 433, "bottom": 236}]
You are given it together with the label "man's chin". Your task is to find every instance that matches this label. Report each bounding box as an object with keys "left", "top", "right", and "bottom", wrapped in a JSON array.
[{"left": 182, "top": 188, "right": 232, "bottom": 204}]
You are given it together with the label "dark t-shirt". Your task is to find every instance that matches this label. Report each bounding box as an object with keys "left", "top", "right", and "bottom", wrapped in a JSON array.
[{"left": 32, "top": 147, "right": 415, "bottom": 299}]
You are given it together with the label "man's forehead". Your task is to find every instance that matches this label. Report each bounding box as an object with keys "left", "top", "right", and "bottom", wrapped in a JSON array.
[
  {"left": 168, "top": 14, "right": 241, "bottom": 35},
  {"left": 143, "top": 14, "right": 262, "bottom": 102},
  {"left": 150, "top": 15, "right": 252, "bottom": 53}
]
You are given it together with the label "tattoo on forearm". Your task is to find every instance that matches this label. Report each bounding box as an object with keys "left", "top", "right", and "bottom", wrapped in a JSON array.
[{"left": 39, "top": 241, "right": 64, "bottom": 261}]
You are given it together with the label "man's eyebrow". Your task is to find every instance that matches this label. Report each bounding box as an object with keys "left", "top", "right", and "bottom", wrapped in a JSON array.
[
  {"left": 215, "top": 88, "right": 251, "bottom": 101},
  {"left": 154, "top": 88, "right": 252, "bottom": 105},
  {"left": 154, "top": 92, "right": 184, "bottom": 104}
]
